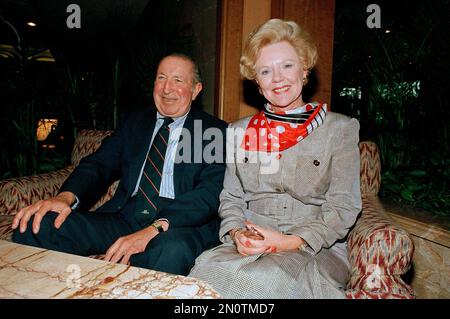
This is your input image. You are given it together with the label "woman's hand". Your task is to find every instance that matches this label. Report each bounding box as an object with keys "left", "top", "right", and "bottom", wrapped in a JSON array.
[
  {"left": 231, "top": 227, "right": 267, "bottom": 256},
  {"left": 243, "top": 220, "right": 307, "bottom": 254}
]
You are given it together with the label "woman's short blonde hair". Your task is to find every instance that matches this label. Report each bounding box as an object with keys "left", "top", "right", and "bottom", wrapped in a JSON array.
[{"left": 240, "top": 19, "right": 318, "bottom": 80}]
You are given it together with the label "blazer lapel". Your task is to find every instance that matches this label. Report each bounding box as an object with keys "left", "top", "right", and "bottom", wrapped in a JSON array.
[
  {"left": 173, "top": 109, "right": 197, "bottom": 196},
  {"left": 127, "top": 109, "right": 158, "bottom": 196}
]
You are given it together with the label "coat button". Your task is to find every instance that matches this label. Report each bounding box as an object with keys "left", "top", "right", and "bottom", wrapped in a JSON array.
[
  {"left": 244, "top": 157, "right": 248, "bottom": 163},
  {"left": 313, "top": 160, "right": 320, "bottom": 166}
]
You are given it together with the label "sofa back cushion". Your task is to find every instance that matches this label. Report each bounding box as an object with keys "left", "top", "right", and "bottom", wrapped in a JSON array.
[{"left": 71, "top": 129, "right": 113, "bottom": 166}]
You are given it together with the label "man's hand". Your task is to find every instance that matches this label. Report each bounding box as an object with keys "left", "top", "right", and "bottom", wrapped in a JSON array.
[
  {"left": 11, "top": 191, "right": 75, "bottom": 234},
  {"left": 103, "top": 226, "right": 159, "bottom": 265}
]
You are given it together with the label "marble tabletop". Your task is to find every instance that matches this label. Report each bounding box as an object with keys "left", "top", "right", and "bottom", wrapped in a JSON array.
[{"left": 0, "top": 240, "right": 221, "bottom": 299}]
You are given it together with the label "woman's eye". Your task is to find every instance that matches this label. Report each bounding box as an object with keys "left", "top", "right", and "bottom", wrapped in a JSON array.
[
  {"left": 284, "top": 63, "right": 293, "bottom": 68},
  {"left": 260, "top": 69, "right": 270, "bottom": 76}
]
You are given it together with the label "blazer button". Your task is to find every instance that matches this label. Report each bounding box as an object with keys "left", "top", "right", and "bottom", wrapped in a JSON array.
[
  {"left": 275, "top": 187, "right": 283, "bottom": 192},
  {"left": 313, "top": 160, "right": 320, "bottom": 166},
  {"left": 244, "top": 157, "right": 248, "bottom": 163}
]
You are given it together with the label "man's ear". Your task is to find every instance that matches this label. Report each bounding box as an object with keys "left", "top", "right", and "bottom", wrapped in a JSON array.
[{"left": 191, "top": 82, "right": 203, "bottom": 101}]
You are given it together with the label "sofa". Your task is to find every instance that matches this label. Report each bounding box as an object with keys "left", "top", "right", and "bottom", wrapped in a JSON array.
[{"left": 0, "top": 129, "right": 416, "bottom": 298}]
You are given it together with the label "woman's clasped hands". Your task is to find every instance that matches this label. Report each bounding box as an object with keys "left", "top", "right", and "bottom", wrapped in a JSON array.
[
  {"left": 233, "top": 220, "right": 302, "bottom": 256},
  {"left": 233, "top": 221, "right": 283, "bottom": 256}
]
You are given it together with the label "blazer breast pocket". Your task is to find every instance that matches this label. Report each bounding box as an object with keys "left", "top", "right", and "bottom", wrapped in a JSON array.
[
  {"left": 291, "top": 154, "right": 331, "bottom": 196},
  {"left": 235, "top": 152, "right": 260, "bottom": 191}
]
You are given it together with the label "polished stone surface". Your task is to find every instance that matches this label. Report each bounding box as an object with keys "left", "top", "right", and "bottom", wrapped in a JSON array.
[
  {"left": 385, "top": 202, "right": 450, "bottom": 299},
  {"left": 0, "top": 240, "right": 221, "bottom": 299},
  {"left": 409, "top": 236, "right": 450, "bottom": 299}
]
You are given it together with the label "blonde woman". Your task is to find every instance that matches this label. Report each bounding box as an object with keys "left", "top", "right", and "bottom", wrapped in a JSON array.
[{"left": 189, "top": 19, "right": 361, "bottom": 298}]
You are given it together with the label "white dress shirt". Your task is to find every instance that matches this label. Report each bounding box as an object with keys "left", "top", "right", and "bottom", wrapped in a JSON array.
[{"left": 132, "top": 111, "right": 188, "bottom": 199}]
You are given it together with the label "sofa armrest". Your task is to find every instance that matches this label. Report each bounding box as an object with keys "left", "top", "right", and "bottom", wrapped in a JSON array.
[
  {"left": 0, "top": 167, "right": 74, "bottom": 215},
  {"left": 359, "top": 142, "right": 381, "bottom": 196},
  {"left": 346, "top": 195, "right": 415, "bottom": 299}
]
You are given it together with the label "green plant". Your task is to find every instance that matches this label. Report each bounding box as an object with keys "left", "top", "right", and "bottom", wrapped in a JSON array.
[
  {"left": 0, "top": 17, "right": 67, "bottom": 179},
  {"left": 333, "top": 0, "right": 450, "bottom": 216},
  {"left": 381, "top": 151, "right": 450, "bottom": 216}
]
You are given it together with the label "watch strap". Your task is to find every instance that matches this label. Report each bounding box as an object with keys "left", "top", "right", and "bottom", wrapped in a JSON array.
[{"left": 151, "top": 221, "right": 165, "bottom": 233}]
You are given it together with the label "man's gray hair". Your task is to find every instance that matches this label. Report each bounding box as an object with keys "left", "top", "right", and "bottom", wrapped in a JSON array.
[{"left": 160, "top": 53, "right": 202, "bottom": 84}]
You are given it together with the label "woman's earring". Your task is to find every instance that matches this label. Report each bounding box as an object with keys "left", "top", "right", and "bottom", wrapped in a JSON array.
[{"left": 303, "top": 77, "right": 308, "bottom": 85}]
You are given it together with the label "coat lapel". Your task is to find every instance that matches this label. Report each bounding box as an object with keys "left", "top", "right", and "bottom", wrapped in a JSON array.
[
  {"left": 127, "top": 109, "right": 158, "bottom": 196},
  {"left": 173, "top": 109, "right": 198, "bottom": 196}
]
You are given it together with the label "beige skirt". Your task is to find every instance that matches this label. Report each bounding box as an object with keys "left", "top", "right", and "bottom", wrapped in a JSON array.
[{"left": 189, "top": 241, "right": 350, "bottom": 299}]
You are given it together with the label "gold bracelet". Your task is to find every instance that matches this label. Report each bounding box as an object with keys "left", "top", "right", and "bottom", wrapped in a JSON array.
[{"left": 298, "top": 241, "right": 308, "bottom": 251}]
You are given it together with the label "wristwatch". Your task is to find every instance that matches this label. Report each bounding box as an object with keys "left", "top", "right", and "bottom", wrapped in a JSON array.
[
  {"left": 151, "top": 221, "right": 165, "bottom": 233},
  {"left": 70, "top": 195, "right": 80, "bottom": 210}
]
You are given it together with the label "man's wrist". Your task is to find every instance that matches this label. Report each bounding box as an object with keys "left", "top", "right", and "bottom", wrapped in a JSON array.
[
  {"left": 57, "top": 191, "right": 78, "bottom": 209},
  {"left": 151, "top": 219, "right": 169, "bottom": 233},
  {"left": 150, "top": 221, "right": 164, "bottom": 233},
  {"left": 156, "top": 218, "right": 169, "bottom": 231}
]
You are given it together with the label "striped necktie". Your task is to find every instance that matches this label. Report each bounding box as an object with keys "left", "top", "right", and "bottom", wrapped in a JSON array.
[{"left": 135, "top": 117, "right": 173, "bottom": 225}]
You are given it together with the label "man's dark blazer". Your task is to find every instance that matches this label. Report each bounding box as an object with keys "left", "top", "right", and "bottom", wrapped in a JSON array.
[{"left": 59, "top": 106, "right": 228, "bottom": 231}]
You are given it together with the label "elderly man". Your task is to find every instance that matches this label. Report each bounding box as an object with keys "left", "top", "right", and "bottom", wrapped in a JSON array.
[{"left": 12, "top": 54, "right": 228, "bottom": 275}]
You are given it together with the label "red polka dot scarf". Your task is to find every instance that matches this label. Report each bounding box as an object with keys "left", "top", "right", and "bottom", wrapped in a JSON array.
[{"left": 241, "top": 102, "right": 327, "bottom": 152}]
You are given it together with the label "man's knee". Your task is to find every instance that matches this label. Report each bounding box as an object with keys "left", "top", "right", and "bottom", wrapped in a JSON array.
[
  {"left": 12, "top": 212, "right": 57, "bottom": 246},
  {"left": 132, "top": 233, "right": 198, "bottom": 275}
]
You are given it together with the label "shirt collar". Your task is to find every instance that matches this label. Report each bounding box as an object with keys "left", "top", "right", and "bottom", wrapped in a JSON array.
[{"left": 156, "top": 110, "right": 189, "bottom": 126}]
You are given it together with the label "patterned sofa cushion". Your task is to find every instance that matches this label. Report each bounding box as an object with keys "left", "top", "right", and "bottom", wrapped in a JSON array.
[
  {"left": 0, "top": 167, "right": 74, "bottom": 216},
  {"left": 346, "top": 195, "right": 415, "bottom": 298},
  {"left": 0, "top": 130, "right": 116, "bottom": 217},
  {"left": 71, "top": 129, "right": 113, "bottom": 166},
  {"left": 0, "top": 215, "right": 14, "bottom": 241}
]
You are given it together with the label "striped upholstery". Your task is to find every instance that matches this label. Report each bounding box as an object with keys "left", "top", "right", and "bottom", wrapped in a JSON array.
[
  {"left": 0, "top": 167, "right": 75, "bottom": 216},
  {"left": 71, "top": 129, "right": 113, "bottom": 166},
  {"left": 346, "top": 195, "right": 415, "bottom": 298},
  {"left": 0, "top": 133, "right": 415, "bottom": 298},
  {"left": 359, "top": 142, "right": 381, "bottom": 195},
  {"left": 0, "top": 215, "right": 13, "bottom": 242},
  {"left": 0, "top": 130, "right": 115, "bottom": 216},
  {"left": 345, "top": 142, "right": 415, "bottom": 299}
]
